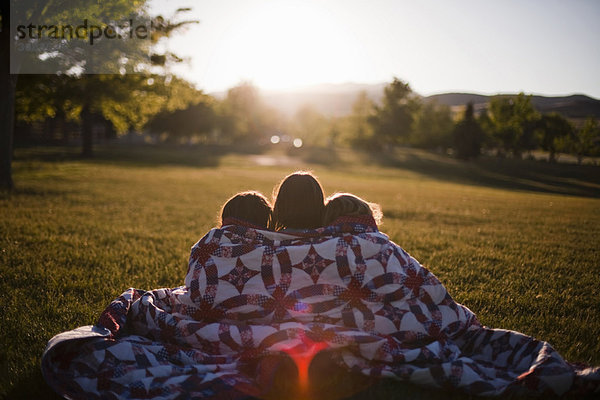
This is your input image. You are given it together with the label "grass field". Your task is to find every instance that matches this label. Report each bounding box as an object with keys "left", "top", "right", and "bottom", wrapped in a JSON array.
[{"left": 1, "top": 144, "right": 599, "bottom": 399}]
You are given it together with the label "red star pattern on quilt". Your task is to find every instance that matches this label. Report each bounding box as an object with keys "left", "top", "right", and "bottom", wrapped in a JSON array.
[
  {"left": 292, "top": 245, "right": 335, "bottom": 284},
  {"left": 219, "top": 258, "right": 260, "bottom": 294},
  {"left": 403, "top": 265, "right": 425, "bottom": 297}
]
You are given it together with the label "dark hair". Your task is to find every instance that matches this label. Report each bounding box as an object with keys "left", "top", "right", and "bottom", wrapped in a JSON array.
[
  {"left": 323, "top": 193, "right": 383, "bottom": 226},
  {"left": 271, "top": 171, "right": 325, "bottom": 230},
  {"left": 220, "top": 191, "right": 272, "bottom": 228}
]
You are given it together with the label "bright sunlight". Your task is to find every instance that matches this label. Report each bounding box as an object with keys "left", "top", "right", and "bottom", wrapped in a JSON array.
[{"left": 194, "top": 1, "right": 360, "bottom": 90}]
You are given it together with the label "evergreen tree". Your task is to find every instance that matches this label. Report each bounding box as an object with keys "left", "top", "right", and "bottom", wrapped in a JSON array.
[{"left": 453, "top": 103, "right": 484, "bottom": 160}]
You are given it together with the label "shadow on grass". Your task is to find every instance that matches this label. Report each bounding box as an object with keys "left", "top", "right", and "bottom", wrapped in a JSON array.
[
  {"left": 13, "top": 143, "right": 266, "bottom": 169},
  {"left": 4, "top": 368, "right": 63, "bottom": 400},
  {"left": 0, "top": 186, "right": 75, "bottom": 200},
  {"left": 12, "top": 144, "right": 600, "bottom": 198},
  {"left": 364, "top": 148, "right": 600, "bottom": 198}
]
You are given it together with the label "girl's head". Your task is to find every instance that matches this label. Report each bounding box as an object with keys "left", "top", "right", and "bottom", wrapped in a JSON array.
[
  {"left": 271, "top": 171, "right": 325, "bottom": 230},
  {"left": 220, "top": 191, "right": 272, "bottom": 228},
  {"left": 323, "top": 193, "right": 383, "bottom": 226}
]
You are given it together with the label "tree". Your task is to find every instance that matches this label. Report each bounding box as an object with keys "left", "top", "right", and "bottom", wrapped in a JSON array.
[
  {"left": 343, "top": 91, "right": 375, "bottom": 147},
  {"left": 1, "top": 1, "right": 197, "bottom": 188},
  {"left": 369, "top": 78, "right": 419, "bottom": 148},
  {"left": 15, "top": 74, "right": 81, "bottom": 144},
  {"left": 411, "top": 101, "right": 453, "bottom": 149},
  {"left": 291, "top": 105, "right": 330, "bottom": 147},
  {"left": 453, "top": 103, "right": 485, "bottom": 160},
  {"left": 147, "top": 93, "right": 218, "bottom": 143},
  {"left": 488, "top": 93, "right": 539, "bottom": 157},
  {"left": 14, "top": 73, "right": 196, "bottom": 150},
  {"left": 71, "top": 10, "right": 197, "bottom": 156},
  {"left": 2, "top": 0, "right": 152, "bottom": 188},
  {"left": 221, "top": 83, "right": 261, "bottom": 140},
  {"left": 219, "top": 82, "right": 282, "bottom": 143},
  {"left": 570, "top": 118, "right": 600, "bottom": 164},
  {"left": 536, "top": 113, "right": 573, "bottom": 162},
  {"left": 1, "top": 0, "right": 17, "bottom": 189},
  {"left": 476, "top": 109, "right": 495, "bottom": 152}
]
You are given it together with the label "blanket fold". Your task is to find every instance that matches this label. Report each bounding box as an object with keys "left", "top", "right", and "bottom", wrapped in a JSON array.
[{"left": 42, "top": 221, "right": 600, "bottom": 398}]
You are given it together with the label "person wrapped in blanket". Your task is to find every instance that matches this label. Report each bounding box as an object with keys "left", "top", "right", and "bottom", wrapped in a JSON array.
[
  {"left": 220, "top": 190, "right": 272, "bottom": 229},
  {"left": 259, "top": 180, "right": 391, "bottom": 397},
  {"left": 224, "top": 172, "right": 599, "bottom": 398},
  {"left": 270, "top": 170, "right": 325, "bottom": 232},
  {"left": 41, "top": 171, "right": 600, "bottom": 400},
  {"left": 323, "top": 192, "right": 383, "bottom": 228}
]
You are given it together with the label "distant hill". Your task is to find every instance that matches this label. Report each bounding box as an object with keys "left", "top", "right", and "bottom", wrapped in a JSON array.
[
  {"left": 212, "top": 83, "right": 600, "bottom": 120},
  {"left": 427, "top": 93, "right": 600, "bottom": 119}
]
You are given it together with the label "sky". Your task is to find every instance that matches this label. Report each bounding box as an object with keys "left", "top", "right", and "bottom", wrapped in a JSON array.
[{"left": 148, "top": 0, "right": 600, "bottom": 98}]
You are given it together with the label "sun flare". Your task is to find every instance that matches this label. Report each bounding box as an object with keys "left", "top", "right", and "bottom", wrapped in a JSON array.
[{"left": 206, "top": 1, "right": 358, "bottom": 90}]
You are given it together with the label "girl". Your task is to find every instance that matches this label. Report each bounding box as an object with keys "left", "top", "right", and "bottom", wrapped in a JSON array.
[
  {"left": 271, "top": 171, "right": 325, "bottom": 231},
  {"left": 220, "top": 191, "right": 272, "bottom": 228},
  {"left": 323, "top": 192, "right": 382, "bottom": 227}
]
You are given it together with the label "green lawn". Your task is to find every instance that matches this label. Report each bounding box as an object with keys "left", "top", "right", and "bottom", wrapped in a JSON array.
[{"left": 1, "top": 145, "right": 599, "bottom": 399}]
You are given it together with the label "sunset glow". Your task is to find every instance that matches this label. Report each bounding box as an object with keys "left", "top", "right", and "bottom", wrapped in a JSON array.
[
  {"left": 152, "top": 0, "right": 600, "bottom": 97},
  {"left": 214, "top": 2, "right": 358, "bottom": 90}
]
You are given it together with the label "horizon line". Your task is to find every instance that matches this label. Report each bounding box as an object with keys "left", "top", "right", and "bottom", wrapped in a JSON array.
[{"left": 202, "top": 81, "right": 599, "bottom": 101}]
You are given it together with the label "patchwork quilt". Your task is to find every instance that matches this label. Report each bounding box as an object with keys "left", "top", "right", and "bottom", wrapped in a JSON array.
[{"left": 42, "top": 217, "right": 600, "bottom": 398}]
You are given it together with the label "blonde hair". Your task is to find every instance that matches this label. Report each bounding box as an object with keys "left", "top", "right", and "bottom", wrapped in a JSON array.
[{"left": 323, "top": 193, "right": 383, "bottom": 226}]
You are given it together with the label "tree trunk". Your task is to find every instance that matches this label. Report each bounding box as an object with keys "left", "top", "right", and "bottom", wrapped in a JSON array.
[
  {"left": 0, "top": 0, "right": 17, "bottom": 190},
  {"left": 0, "top": 78, "right": 17, "bottom": 190},
  {"left": 58, "top": 115, "right": 69, "bottom": 145},
  {"left": 81, "top": 106, "right": 94, "bottom": 157},
  {"left": 43, "top": 117, "right": 57, "bottom": 143}
]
